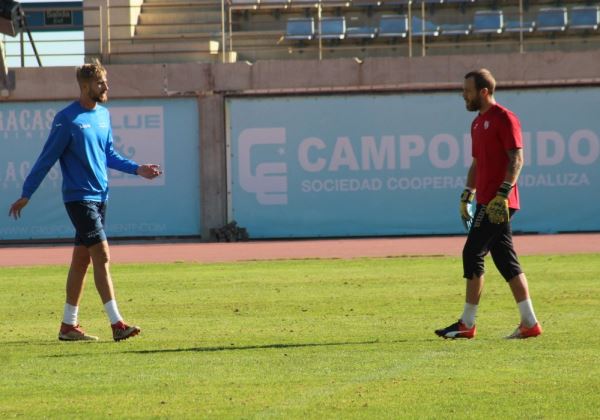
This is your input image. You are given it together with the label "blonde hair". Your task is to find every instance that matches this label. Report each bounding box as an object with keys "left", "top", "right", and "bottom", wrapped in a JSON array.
[{"left": 76, "top": 58, "right": 106, "bottom": 85}]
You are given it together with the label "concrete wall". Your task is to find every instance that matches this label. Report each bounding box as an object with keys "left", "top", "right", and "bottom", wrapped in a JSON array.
[{"left": 2, "top": 51, "right": 599, "bottom": 239}]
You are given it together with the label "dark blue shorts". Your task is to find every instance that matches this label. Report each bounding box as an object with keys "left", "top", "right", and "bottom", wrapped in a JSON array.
[{"left": 64, "top": 200, "right": 107, "bottom": 247}]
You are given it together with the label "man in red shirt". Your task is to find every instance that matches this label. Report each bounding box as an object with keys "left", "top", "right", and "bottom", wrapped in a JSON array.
[{"left": 435, "top": 69, "right": 542, "bottom": 339}]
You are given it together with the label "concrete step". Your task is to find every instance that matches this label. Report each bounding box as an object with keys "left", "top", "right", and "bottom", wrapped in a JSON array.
[
  {"left": 135, "top": 22, "right": 222, "bottom": 35},
  {"left": 133, "top": 31, "right": 221, "bottom": 40},
  {"left": 142, "top": 0, "right": 219, "bottom": 5},
  {"left": 108, "top": 50, "right": 221, "bottom": 64},
  {"left": 230, "top": 31, "right": 282, "bottom": 47},
  {"left": 138, "top": 11, "right": 222, "bottom": 25},
  {"left": 140, "top": 5, "right": 221, "bottom": 14},
  {"left": 111, "top": 39, "right": 220, "bottom": 54}
]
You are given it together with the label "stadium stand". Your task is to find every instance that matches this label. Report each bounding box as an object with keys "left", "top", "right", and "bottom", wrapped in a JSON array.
[
  {"left": 250, "top": 1, "right": 600, "bottom": 58},
  {"left": 66, "top": 0, "right": 600, "bottom": 64},
  {"left": 100, "top": 0, "right": 223, "bottom": 64}
]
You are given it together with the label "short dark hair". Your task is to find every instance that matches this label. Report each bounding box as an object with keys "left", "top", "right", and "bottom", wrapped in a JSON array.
[
  {"left": 76, "top": 58, "right": 106, "bottom": 85},
  {"left": 464, "top": 69, "right": 496, "bottom": 95}
]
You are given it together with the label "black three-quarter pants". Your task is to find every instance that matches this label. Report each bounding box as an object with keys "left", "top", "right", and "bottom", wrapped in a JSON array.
[{"left": 463, "top": 204, "right": 523, "bottom": 282}]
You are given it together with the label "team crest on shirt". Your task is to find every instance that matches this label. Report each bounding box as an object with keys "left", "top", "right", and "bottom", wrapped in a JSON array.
[{"left": 484, "top": 121, "right": 490, "bottom": 130}]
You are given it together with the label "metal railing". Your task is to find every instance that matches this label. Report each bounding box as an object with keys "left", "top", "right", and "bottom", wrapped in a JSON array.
[{"left": 2, "top": 0, "right": 599, "bottom": 67}]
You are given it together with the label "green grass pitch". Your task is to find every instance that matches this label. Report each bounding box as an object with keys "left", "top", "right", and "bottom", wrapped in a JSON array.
[{"left": 1, "top": 254, "right": 599, "bottom": 418}]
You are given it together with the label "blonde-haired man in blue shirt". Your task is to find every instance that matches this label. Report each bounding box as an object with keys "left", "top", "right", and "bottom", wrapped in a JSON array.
[{"left": 9, "top": 59, "right": 162, "bottom": 342}]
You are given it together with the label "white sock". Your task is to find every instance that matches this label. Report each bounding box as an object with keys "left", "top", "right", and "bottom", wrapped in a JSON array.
[
  {"left": 104, "top": 300, "right": 123, "bottom": 325},
  {"left": 63, "top": 303, "right": 78, "bottom": 326},
  {"left": 518, "top": 299, "right": 538, "bottom": 328},
  {"left": 461, "top": 303, "right": 478, "bottom": 328}
]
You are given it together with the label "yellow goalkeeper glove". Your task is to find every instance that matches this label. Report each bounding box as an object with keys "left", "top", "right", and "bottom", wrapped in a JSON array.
[
  {"left": 459, "top": 188, "right": 475, "bottom": 231},
  {"left": 486, "top": 182, "right": 512, "bottom": 224}
]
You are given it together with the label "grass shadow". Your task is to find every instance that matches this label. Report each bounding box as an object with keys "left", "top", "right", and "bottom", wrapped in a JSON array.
[
  {"left": 44, "top": 339, "right": 383, "bottom": 358},
  {"left": 126, "top": 339, "right": 381, "bottom": 355}
]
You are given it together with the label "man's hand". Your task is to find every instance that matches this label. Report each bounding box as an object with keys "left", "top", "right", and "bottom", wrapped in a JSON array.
[
  {"left": 459, "top": 188, "right": 475, "bottom": 231},
  {"left": 8, "top": 197, "right": 29, "bottom": 220},
  {"left": 486, "top": 182, "right": 512, "bottom": 224},
  {"left": 137, "top": 164, "right": 162, "bottom": 180}
]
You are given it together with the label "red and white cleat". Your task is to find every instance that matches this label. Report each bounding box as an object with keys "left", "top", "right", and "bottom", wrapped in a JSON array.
[
  {"left": 505, "top": 322, "right": 543, "bottom": 339},
  {"left": 58, "top": 323, "right": 99, "bottom": 341}
]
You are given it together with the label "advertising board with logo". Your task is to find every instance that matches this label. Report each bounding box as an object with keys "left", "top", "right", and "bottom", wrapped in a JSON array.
[
  {"left": 0, "top": 98, "right": 200, "bottom": 241},
  {"left": 227, "top": 90, "right": 600, "bottom": 238}
]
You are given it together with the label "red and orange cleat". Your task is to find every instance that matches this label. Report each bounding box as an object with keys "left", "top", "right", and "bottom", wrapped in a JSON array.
[{"left": 112, "top": 321, "right": 141, "bottom": 342}]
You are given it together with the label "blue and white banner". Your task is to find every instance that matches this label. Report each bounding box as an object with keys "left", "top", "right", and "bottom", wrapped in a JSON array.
[
  {"left": 0, "top": 98, "right": 200, "bottom": 241},
  {"left": 228, "top": 89, "right": 600, "bottom": 238}
]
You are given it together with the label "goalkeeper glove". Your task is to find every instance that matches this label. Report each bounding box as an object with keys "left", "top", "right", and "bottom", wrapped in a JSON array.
[
  {"left": 459, "top": 188, "right": 475, "bottom": 232},
  {"left": 486, "top": 182, "right": 512, "bottom": 224}
]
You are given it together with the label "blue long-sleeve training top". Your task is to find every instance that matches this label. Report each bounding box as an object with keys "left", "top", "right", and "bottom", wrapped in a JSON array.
[{"left": 22, "top": 101, "right": 139, "bottom": 203}]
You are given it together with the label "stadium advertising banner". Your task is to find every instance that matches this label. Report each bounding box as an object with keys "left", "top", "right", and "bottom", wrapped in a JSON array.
[
  {"left": 228, "top": 89, "right": 600, "bottom": 238},
  {"left": 0, "top": 98, "right": 200, "bottom": 241}
]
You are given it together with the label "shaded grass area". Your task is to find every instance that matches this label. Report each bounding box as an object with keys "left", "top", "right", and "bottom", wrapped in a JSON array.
[{"left": 0, "top": 254, "right": 599, "bottom": 418}]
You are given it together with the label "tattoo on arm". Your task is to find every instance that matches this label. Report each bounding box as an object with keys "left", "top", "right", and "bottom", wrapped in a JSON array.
[{"left": 505, "top": 149, "right": 523, "bottom": 185}]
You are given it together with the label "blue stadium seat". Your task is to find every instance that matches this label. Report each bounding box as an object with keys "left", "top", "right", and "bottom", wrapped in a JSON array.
[
  {"left": 536, "top": 7, "right": 567, "bottom": 32},
  {"left": 319, "top": 16, "right": 346, "bottom": 39},
  {"left": 378, "top": 14, "right": 408, "bottom": 38},
  {"left": 504, "top": 19, "right": 536, "bottom": 33},
  {"left": 285, "top": 17, "right": 315, "bottom": 40},
  {"left": 346, "top": 26, "right": 378, "bottom": 39},
  {"left": 473, "top": 10, "right": 503, "bottom": 34},
  {"left": 411, "top": 15, "right": 440, "bottom": 36},
  {"left": 570, "top": 6, "right": 600, "bottom": 31},
  {"left": 440, "top": 23, "right": 471, "bottom": 36}
]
